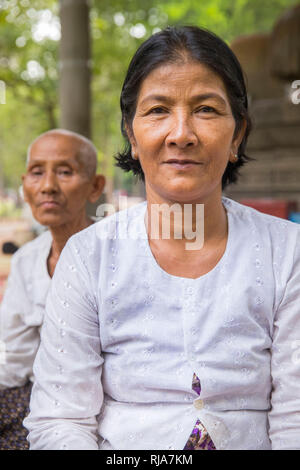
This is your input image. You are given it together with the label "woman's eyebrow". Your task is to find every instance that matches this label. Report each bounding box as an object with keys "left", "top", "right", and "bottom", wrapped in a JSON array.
[
  {"left": 190, "top": 93, "right": 227, "bottom": 105},
  {"left": 139, "top": 94, "right": 171, "bottom": 106},
  {"left": 139, "top": 92, "right": 227, "bottom": 106}
]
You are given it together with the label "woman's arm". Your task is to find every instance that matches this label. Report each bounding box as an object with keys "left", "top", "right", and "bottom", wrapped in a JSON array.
[
  {"left": 268, "top": 228, "right": 300, "bottom": 450},
  {"left": 24, "top": 236, "right": 104, "bottom": 450}
]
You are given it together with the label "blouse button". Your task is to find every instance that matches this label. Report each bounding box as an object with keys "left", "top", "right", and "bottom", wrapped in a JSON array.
[
  {"left": 186, "top": 287, "right": 194, "bottom": 295},
  {"left": 193, "top": 398, "right": 204, "bottom": 410}
]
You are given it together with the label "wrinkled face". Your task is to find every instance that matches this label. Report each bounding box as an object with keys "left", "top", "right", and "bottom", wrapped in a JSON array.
[
  {"left": 22, "top": 134, "right": 95, "bottom": 227},
  {"left": 129, "top": 60, "right": 244, "bottom": 204}
]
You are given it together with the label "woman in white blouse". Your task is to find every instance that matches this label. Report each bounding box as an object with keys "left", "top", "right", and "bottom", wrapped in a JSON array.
[{"left": 24, "top": 26, "right": 300, "bottom": 450}]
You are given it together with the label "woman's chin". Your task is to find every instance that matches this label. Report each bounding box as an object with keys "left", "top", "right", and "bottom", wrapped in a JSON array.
[{"left": 153, "top": 185, "right": 211, "bottom": 205}]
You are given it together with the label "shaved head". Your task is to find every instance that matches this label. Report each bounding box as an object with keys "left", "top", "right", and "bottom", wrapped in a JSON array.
[{"left": 27, "top": 129, "right": 98, "bottom": 178}]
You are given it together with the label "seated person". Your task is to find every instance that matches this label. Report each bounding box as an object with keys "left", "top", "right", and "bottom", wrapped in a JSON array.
[
  {"left": 25, "top": 26, "right": 300, "bottom": 451},
  {"left": 0, "top": 129, "right": 105, "bottom": 450}
]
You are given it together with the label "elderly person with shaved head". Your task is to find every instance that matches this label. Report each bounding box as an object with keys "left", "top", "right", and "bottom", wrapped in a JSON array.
[{"left": 0, "top": 129, "right": 105, "bottom": 449}]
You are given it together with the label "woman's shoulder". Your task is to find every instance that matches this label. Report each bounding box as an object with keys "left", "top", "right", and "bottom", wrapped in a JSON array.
[
  {"left": 223, "top": 197, "right": 300, "bottom": 270},
  {"left": 223, "top": 196, "right": 300, "bottom": 235}
]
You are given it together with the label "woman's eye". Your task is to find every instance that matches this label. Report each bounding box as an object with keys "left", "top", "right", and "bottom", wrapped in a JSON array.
[
  {"left": 197, "top": 106, "right": 215, "bottom": 113},
  {"left": 149, "top": 107, "right": 166, "bottom": 114}
]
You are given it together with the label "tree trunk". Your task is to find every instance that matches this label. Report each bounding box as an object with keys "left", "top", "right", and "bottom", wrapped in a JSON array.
[{"left": 59, "top": 0, "right": 91, "bottom": 138}]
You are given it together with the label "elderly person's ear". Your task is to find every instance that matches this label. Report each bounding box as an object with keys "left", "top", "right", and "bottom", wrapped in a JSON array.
[
  {"left": 88, "top": 174, "right": 106, "bottom": 203},
  {"left": 21, "top": 174, "right": 29, "bottom": 203}
]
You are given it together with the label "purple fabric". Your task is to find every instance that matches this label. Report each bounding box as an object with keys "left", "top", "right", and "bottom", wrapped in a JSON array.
[
  {"left": 192, "top": 373, "right": 201, "bottom": 396},
  {"left": 183, "top": 373, "right": 216, "bottom": 451}
]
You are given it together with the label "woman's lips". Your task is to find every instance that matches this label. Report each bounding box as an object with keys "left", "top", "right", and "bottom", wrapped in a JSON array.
[{"left": 164, "top": 159, "right": 202, "bottom": 170}]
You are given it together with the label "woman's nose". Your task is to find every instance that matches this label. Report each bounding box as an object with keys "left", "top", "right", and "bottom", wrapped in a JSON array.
[{"left": 165, "top": 112, "right": 198, "bottom": 148}]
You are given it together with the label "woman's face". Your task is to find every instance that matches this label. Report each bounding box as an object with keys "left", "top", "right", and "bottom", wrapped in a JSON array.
[{"left": 129, "top": 60, "right": 244, "bottom": 204}]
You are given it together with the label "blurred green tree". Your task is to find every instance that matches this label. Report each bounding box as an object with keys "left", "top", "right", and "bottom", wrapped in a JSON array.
[{"left": 0, "top": 0, "right": 297, "bottom": 194}]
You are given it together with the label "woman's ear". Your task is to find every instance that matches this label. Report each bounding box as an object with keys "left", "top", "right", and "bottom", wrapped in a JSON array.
[
  {"left": 88, "top": 174, "right": 106, "bottom": 203},
  {"left": 125, "top": 122, "right": 138, "bottom": 157},
  {"left": 230, "top": 118, "right": 247, "bottom": 160}
]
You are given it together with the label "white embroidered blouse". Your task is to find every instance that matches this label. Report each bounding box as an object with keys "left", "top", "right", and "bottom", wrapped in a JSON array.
[
  {"left": 0, "top": 231, "right": 52, "bottom": 389},
  {"left": 24, "top": 198, "right": 300, "bottom": 450}
]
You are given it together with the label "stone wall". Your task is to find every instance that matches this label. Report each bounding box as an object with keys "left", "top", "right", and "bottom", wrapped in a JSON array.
[{"left": 225, "top": 5, "right": 300, "bottom": 207}]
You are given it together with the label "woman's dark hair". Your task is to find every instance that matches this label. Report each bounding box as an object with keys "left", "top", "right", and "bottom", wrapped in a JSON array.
[{"left": 115, "top": 25, "right": 252, "bottom": 189}]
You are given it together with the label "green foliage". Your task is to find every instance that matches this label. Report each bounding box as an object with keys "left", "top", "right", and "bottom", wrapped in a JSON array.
[
  {"left": 159, "top": 0, "right": 297, "bottom": 41},
  {"left": 0, "top": 197, "right": 21, "bottom": 217},
  {"left": 0, "top": 0, "right": 297, "bottom": 194},
  {"left": 0, "top": 0, "right": 58, "bottom": 190}
]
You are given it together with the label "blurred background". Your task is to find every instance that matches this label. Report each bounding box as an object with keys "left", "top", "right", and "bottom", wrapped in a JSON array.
[{"left": 1, "top": 0, "right": 300, "bottom": 299}]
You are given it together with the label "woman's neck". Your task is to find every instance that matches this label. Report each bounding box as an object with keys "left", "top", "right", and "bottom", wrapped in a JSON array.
[
  {"left": 145, "top": 187, "right": 227, "bottom": 253},
  {"left": 145, "top": 188, "right": 229, "bottom": 279}
]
